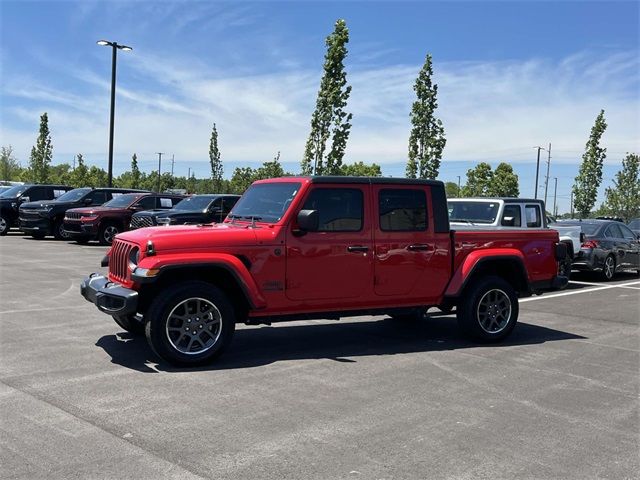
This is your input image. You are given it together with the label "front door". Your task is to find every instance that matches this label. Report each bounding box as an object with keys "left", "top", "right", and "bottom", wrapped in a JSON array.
[{"left": 285, "top": 185, "right": 373, "bottom": 303}]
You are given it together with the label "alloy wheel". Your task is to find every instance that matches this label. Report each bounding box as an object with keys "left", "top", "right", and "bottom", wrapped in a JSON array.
[
  {"left": 604, "top": 256, "right": 615, "bottom": 280},
  {"left": 165, "top": 297, "right": 222, "bottom": 355},
  {"left": 0, "top": 217, "right": 7, "bottom": 234},
  {"left": 103, "top": 226, "right": 119, "bottom": 244},
  {"left": 476, "top": 288, "right": 512, "bottom": 334}
]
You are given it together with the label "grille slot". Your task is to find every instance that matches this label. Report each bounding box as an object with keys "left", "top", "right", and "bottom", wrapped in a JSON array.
[
  {"left": 66, "top": 212, "right": 82, "bottom": 220},
  {"left": 109, "top": 240, "right": 134, "bottom": 282},
  {"left": 20, "top": 210, "right": 41, "bottom": 219},
  {"left": 130, "top": 216, "right": 155, "bottom": 229}
]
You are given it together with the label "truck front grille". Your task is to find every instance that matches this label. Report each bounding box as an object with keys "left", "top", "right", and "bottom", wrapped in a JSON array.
[
  {"left": 130, "top": 216, "right": 155, "bottom": 229},
  {"left": 19, "top": 210, "right": 41, "bottom": 219},
  {"left": 66, "top": 212, "right": 82, "bottom": 220},
  {"left": 109, "top": 240, "right": 135, "bottom": 283}
]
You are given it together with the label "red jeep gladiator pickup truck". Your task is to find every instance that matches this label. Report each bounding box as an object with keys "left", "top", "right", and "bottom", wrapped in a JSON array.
[{"left": 81, "top": 177, "right": 568, "bottom": 366}]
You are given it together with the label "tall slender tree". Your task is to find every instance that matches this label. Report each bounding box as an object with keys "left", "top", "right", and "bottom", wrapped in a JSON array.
[
  {"left": 573, "top": 110, "right": 607, "bottom": 218},
  {"left": 28, "top": 112, "right": 53, "bottom": 183},
  {"left": 603, "top": 153, "right": 640, "bottom": 222},
  {"left": 131, "top": 153, "right": 141, "bottom": 189},
  {"left": 209, "top": 123, "right": 223, "bottom": 192},
  {"left": 406, "top": 54, "right": 446, "bottom": 179},
  {"left": 301, "top": 19, "right": 353, "bottom": 176}
]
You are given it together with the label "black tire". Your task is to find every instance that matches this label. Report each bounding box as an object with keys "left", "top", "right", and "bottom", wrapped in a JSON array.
[
  {"left": 559, "top": 258, "right": 572, "bottom": 278},
  {"left": 0, "top": 216, "right": 9, "bottom": 236},
  {"left": 98, "top": 222, "right": 120, "bottom": 246},
  {"left": 112, "top": 314, "right": 145, "bottom": 335},
  {"left": 600, "top": 255, "right": 616, "bottom": 281},
  {"left": 145, "top": 281, "right": 236, "bottom": 366},
  {"left": 456, "top": 275, "right": 519, "bottom": 342},
  {"left": 53, "top": 219, "right": 69, "bottom": 240}
]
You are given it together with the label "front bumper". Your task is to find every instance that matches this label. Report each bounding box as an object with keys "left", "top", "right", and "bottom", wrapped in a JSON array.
[
  {"left": 19, "top": 216, "right": 52, "bottom": 234},
  {"left": 80, "top": 274, "right": 138, "bottom": 316},
  {"left": 64, "top": 220, "right": 98, "bottom": 238}
]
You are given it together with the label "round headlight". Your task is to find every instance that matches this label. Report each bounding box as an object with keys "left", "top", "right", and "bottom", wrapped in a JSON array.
[{"left": 129, "top": 247, "right": 140, "bottom": 268}]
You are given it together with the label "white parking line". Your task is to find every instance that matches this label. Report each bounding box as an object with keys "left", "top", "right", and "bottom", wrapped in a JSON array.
[{"left": 521, "top": 280, "right": 640, "bottom": 303}]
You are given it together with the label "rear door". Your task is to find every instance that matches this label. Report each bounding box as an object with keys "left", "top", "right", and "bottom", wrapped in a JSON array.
[
  {"left": 372, "top": 185, "right": 450, "bottom": 304},
  {"left": 285, "top": 185, "right": 373, "bottom": 302}
]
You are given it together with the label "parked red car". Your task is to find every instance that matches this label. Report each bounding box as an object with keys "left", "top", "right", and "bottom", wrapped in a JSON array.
[
  {"left": 65, "top": 192, "right": 184, "bottom": 245},
  {"left": 81, "top": 177, "right": 568, "bottom": 366}
]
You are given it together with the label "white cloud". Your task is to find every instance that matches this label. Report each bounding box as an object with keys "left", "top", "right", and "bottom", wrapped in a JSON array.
[{"left": 1, "top": 49, "right": 638, "bottom": 176}]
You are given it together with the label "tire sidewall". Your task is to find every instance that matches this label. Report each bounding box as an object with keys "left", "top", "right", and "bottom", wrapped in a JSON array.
[
  {"left": 145, "top": 281, "right": 236, "bottom": 366},
  {"left": 99, "top": 223, "right": 120, "bottom": 245},
  {"left": 0, "top": 216, "right": 8, "bottom": 235},
  {"left": 53, "top": 219, "right": 68, "bottom": 240},
  {"left": 457, "top": 276, "right": 519, "bottom": 342}
]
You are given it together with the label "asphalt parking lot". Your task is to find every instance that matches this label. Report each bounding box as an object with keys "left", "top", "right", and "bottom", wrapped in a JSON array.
[{"left": 1, "top": 232, "right": 638, "bottom": 480}]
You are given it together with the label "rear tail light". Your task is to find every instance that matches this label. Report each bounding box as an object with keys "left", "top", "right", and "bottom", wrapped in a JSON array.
[{"left": 581, "top": 240, "right": 599, "bottom": 249}]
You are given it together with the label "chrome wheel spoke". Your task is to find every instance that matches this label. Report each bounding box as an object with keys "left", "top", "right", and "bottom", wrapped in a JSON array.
[{"left": 165, "top": 297, "right": 223, "bottom": 355}]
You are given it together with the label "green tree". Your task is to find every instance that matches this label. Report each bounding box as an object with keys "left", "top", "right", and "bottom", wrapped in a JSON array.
[
  {"left": 603, "top": 153, "right": 640, "bottom": 222},
  {"left": 573, "top": 110, "right": 607, "bottom": 218},
  {"left": 0, "top": 146, "right": 22, "bottom": 181},
  {"left": 461, "top": 162, "right": 493, "bottom": 197},
  {"left": 406, "top": 54, "right": 446, "bottom": 179},
  {"left": 86, "top": 166, "right": 108, "bottom": 187},
  {"left": 209, "top": 123, "right": 224, "bottom": 192},
  {"left": 49, "top": 163, "right": 72, "bottom": 185},
  {"left": 444, "top": 181, "right": 460, "bottom": 198},
  {"left": 28, "top": 112, "right": 53, "bottom": 183},
  {"left": 254, "top": 151, "right": 286, "bottom": 180},
  {"left": 229, "top": 167, "right": 255, "bottom": 194},
  {"left": 301, "top": 19, "right": 353, "bottom": 176},
  {"left": 340, "top": 161, "right": 382, "bottom": 177},
  {"left": 70, "top": 154, "right": 88, "bottom": 187},
  {"left": 131, "top": 153, "right": 141, "bottom": 189},
  {"left": 489, "top": 163, "right": 519, "bottom": 197}
]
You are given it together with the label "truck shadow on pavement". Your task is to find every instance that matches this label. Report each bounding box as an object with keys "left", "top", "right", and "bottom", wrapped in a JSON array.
[{"left": 95, "top": 315, "right": 586, "bottom": 373}]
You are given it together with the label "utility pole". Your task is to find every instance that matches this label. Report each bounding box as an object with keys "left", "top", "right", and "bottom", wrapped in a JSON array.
[
  {"left": 544, "top": 142, "right": 551, "bottom": 207},
  {"left": 457, "top": 175, "right": 461, "bottom": 196},
  {"left": 72, "top": 155, "right": 76, "bottom": 170},
  {"left": 553, "top": 177, "right": 558, "bottom": 217},
  {"left": 188, "top": 167, "right": 191, "bottom": 179},
  {"left": 534, "top": 146, "right": 544, "bottom": 199},
  {"left": 570, "top": 191, "right": 574, "bottom": 219},
  {"left": 156, "top": 152, "right": 164, "bottom": 192},
  {"left": 171, "top": 154, "right": 175, "bottom": 176}
]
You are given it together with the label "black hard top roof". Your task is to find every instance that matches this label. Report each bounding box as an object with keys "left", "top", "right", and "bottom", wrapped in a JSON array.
[{"left": 308, "top": 176, "right": 444, "bottom": 187}]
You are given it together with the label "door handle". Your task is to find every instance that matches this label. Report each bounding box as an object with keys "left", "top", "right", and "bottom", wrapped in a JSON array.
[
  {"left": 406, "top": 244, "right": 433, "bottom": 252},
  {"left": 347, "top": 245, "right": 369, "bottom": 253}
]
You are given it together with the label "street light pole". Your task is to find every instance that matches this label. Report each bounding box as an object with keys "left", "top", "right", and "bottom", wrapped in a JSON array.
[
  {"left": 533, "top": 146, "right": 547, "bottom": 199},
  {"left": 97, "top": 40, "right": 132, "bottom": 187},
  {"left": 156, "top": 152, "right": 164, "bottom": 192}
]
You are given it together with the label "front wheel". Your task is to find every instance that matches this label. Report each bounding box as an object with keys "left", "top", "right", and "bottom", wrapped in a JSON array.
[
  {"left": 112, "top": 314, "right": 145, "bottom": 335},
  {"left": 457, "top": 276, "right": 519, "bottom": 342},
  {"left": 99, "top": 223, "right": 120, "bottom": 246},
  {"left": 145, "top": 281, "right": 236, "bottom": 366},
  {"left": 0, "top": 216, "right": 9, "bottom": 235},
  {"left": 53, "top": 219, "right": 69, "bottom": 240}
]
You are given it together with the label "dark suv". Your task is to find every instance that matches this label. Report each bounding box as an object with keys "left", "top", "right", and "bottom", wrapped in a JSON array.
[
  {"left": 19, "top": 187, "right": 147, "bottom": 240},
  {"left": 64, "top": 192, "right": 184, "bottom": 245},
  {"left": 1, "top": 184, "right": 72, "bottom": 236},
  {"left": 130, "top": 194, "right": 240, "bottom": 229}
]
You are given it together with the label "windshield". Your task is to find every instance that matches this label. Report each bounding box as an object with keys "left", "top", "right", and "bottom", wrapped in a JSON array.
[
  {"left": 0, "top": 185, "right": 30, "bottom": 198},
  {"left": 174, "top": 196, "right": 216, "bottom": 211},
  {"left": 448, "top": 201, "right": 500, "bottom": 224},
  {"left": 229, "top": 182, "right": 301, "bottom": 223},
  {"left": 102, "top": 193, "right": 141, "bottom": 208},
  {"left": 56, "top": 188, "right": 91, "bottom": 202},
  {"left": 629, "top": 220, "right": 640, "bottom": 229}
]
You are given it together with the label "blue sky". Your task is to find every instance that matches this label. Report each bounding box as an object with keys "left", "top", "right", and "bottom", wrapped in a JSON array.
[{"left": 1, "top": 0, "right": 638, "bottom": 212}]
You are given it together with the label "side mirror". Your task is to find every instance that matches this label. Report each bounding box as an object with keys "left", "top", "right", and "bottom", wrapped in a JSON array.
[
  {"left": 20, "top": 196, "right": 30, "bottom": 203},
  {"left": 296, "top": 209, "right": 319, "bottom": 232},
  {"left": 83, "top": 198, "right": 92, "bottom": 205},
  {"left": 501, "top": 216, "right": 515, "bottom": 227}
]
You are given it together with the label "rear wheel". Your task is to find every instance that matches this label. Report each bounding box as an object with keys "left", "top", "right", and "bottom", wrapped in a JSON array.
[
  {"left": 457, "top": 276, "right": 519, "bottom": 342},
  {"left": 99, "top": 223, "right": 120, "bottom": 245},
  {"left": 145, "top": 281, "right": 236, "bottom": 366},
  {"left": 0, "top": 216, "right": 9, "bottom": 235},
  {"left": 112, "top": 314, "right": 145, "bottom": 335},
  {"left": 601, "top": 255, "right": 616, "bottom": 281}
]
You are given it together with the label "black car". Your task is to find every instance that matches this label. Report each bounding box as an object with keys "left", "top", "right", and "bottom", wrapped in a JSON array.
[
  {"left": 129, "top": 194, "right": 240, "bottom": 229},
  {"left": 0, "top": 184, "right": 72, "bottom": 236},
  {"left": 562, "top": 220, "right": 640, "bottom": 280},
  {"left": 628, "top": 218, "right": 640, "bottom": 237},
  {"left": 19, "top": 187, "right": 148, "bottom": 240}
]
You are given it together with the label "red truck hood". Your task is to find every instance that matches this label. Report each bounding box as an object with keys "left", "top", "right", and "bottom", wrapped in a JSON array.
[
  {"left": 116, "top": 222, "right": 280, "bottom": 251},
  {"left": 66, "top": 206, "right": 126, "bottom": 215}
]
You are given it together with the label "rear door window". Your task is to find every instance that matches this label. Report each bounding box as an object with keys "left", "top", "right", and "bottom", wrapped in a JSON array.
[
  {"left": 525, "top": 205, "right": 542, "bottom": 227},
  {"left": 619, "top": 225, "right": 636, "bottom": 240},
  {"left": 158, "top": 197, "right": 175, "bottom": 209},
  {"left": 135, "top": 196, "right": 157, "bottom": 210},
  {"left": 86, "top": 190, "right": 108, "bottom": 205},
  {"left": 606, "top": 224, "right": 623, "bottom": 239},
  {"left": 501, "top": 204, "right": 522, "bottom": 227},
  {"left": 378, "top": 189, "right": 427, "bottom": 231},
  {"left": 27, "top": 186, "right": 48, "bottom": 201},
  {"left": 302, "top": 188, "right": 363, "bottom": 232}
]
